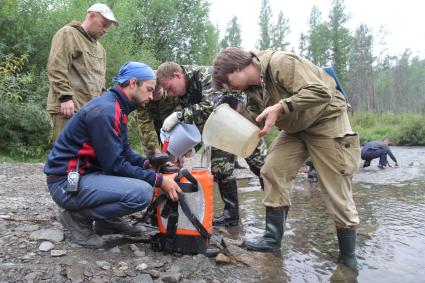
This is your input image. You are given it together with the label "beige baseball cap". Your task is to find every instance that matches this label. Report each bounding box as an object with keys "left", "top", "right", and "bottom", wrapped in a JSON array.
[{"left": 87, "top": 3, "right": 118, "bottom": 26}]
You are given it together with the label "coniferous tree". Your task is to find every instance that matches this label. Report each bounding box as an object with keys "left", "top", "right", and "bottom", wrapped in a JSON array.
[
  {"left": 220, "top": 16, "right": 242, "bottom": 48},
  {"left": 270, "top": 11, "right": 290, "bottom": 51},
  {"left": 257, "top": 0, "right": 272, "bottom": 49}
]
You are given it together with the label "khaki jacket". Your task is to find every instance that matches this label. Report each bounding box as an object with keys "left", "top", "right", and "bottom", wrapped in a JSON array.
[
  {"left": 46, "top": 21, "right": 106, "bottom": 114},
  {"left": 245, "top": 50, "right": 349, "bottom": 136}
]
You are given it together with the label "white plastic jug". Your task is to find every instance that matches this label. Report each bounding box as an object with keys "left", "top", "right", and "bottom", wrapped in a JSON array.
[
  {"left": 202, "top": 103, "right": 260, "bottom": 158},
  {"left": 160, "top": 123, "right": 201, "bottom": 157}
]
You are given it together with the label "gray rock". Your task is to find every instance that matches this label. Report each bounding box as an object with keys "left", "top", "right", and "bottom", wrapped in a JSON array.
[
  {"left": 136, "top": 263, "right": 148, "bottom": 271},
  {"left": 132, "top": 274, "right": 153, "bottom": 283},
  {"left": 66, "top": 265, "right": 85, "bottom": 283},
  {"left": 160, "top": 272, "right": 182, "bottom": 283},
  {"left": 30, "top": 228, "right": 64, "bottom": 242},
  {"left": 15, "top": 224, "right": 40, "bottom": 232},
  {"left": 215, "top": 253, "right": 230, "bottom": 264},
  {"left": 96, "top": 261, "right": 112, "bottom": 270},
  {"left": 50, "top": 249, "right": 67, "bottom": 257},
  {"left": 109, "top": 246, "right": 121, "bottom": 253},
  {"left": 39, "top": 241, "right": 55, "bottom": 252}
]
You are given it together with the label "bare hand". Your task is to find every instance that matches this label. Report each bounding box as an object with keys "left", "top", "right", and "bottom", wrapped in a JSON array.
[
  {"left": 60, "top": 100, "right": 75, "bottom": 118},
  {"left": 255, "top": 103, "right": 284, "bottom": 137},
  {"left": 160, "top": 173, "right": 182, "bottom": 202}
]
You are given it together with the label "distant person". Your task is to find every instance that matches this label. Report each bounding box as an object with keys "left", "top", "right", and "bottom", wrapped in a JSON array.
[
  {"left": 361, "top": 138, "right": 399, "bottom": 169},
  {"left": 46, "top": 3, "right": 118, "bottom": 142},
  {"left": 305, "top": 160, "right": 318, "bottom": 183}
]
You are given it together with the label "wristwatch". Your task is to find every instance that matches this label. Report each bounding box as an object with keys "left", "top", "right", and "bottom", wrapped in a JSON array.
[{"left": 176, "top": 111, "right": 183, "bottom": 121}]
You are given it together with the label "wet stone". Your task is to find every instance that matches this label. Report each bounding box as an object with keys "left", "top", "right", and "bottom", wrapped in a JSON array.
[
  {"left": 109, "top": 246, "right": 121, "bottom": 254},
  {"left": 215, "top": 253, "right": 230, "bottom": 264}
]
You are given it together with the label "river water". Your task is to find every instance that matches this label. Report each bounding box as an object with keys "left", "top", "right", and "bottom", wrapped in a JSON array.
[{"left": 214, "top": 146, "right": 425, "bottom": 282}]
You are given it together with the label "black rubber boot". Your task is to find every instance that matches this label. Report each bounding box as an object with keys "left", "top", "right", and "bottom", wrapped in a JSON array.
[
  {"left": 244, "top": 206, "right": 288, "bottom": 252},
  {"left": 59, "top": 209, "right": 104, "bottom": 249},
  {"left": 94, "top": 217, "right": 143, "bottom": 236},
  {"left": 213, "top": 177, "right": 239, "bottom": 226},
  {"left": 337, "top": 228, "right": 359, "bottom": 274}
]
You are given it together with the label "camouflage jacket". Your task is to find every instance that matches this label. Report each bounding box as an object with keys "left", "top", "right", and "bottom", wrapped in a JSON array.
[
  {"left": 177, "top": 65, "right": 245, "bottom": 131},
  {"left": 136, "top": 94, "right": 179, "bottom": 156},
  {"left": 46, "top": 21, "right": 106, "bottom": 114}
]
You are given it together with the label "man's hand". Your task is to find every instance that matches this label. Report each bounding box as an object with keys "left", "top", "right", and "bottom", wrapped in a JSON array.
[
  {"left": 60, "top": 100, "right": 75, "bottom": 118},
  {"left": 393, "top": 162, "right": 399, "bottom": 168},
  {"left": 160, "top": 173, "right": 182, "bottom": 202},
  {"left": 255, "top": 103, "right": 284, "bottom": 137},
  {"left": 162, "top": 112, "right": 181, "bottom": 132}
]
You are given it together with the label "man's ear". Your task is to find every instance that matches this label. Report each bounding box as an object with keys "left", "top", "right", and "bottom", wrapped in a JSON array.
[{"left": 174, "top": 72, "right": 183, "bottom": 79}]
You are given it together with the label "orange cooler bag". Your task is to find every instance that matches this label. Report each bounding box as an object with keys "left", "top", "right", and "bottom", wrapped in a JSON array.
[{"left": 150, "top": 167, "right": 213, "bottom": 254}]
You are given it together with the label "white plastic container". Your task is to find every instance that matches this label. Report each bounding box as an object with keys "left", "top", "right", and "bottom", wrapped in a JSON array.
[
  {"left": 160, "top": 123, "right": 201, "bottom": 157},
  {"left": 202, "top": 103, "right": 260, "bottom": 158}
]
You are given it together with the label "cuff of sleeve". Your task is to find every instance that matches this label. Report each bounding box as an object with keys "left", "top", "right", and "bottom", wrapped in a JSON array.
[
  {"left": 279, "top": 99, "right": 291, "bottom": 116},
  {"left": 59, "top": 95, "right": 73, "bottom": 103},
  {"left": 154, "top": 173, "right": 163, "bottom": 187},
  {"left": 143, "top": 159, "right": 150, "bottom": 169}
]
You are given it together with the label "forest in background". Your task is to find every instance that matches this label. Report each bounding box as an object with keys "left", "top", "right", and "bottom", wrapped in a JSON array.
[{"left": 1, "top": 0, "right": 424, "bottom": 161}]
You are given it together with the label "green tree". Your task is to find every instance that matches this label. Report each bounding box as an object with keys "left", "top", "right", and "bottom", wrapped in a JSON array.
[
  {"left": 328, "top": 0, "right": 352, "bottom": 83},
  {"left": 306, "top": 6, "right": 330, "bottom": 66},
  {"left": 270, "top": 11, "right": 290, "bottom": 51},
  {"left": 347, "top": 24, "right": 375, "bottom": 111},
  {"left": 257, "top": 0, "right": 272, "bottom": 49},
  {"left": 132, "top": 0, "right": 218, "bottom": 65},
  {"left": 220, "top": 16, "right": 242, "bottom": 48}
]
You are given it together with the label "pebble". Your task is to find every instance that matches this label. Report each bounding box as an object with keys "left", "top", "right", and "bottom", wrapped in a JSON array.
[
  {"left": 30, "top": 228, "right": 64, "bottom": 242},
  {"left": 39, "top": 241, "right": 55, "bottom": 252},
  {"left": 50, "top": 249, "right": 67, "bottom": 257}
]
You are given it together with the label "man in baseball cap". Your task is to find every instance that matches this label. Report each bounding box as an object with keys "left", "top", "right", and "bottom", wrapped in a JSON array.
[
  {"left": 46, "top": 2, "right": 119, "bottom": 143},
  {"left": 87, "top": 3, "right": 119, "bottom": 26}
]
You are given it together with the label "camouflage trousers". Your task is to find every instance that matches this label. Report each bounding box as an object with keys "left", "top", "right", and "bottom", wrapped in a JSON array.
[{"left": 210, "top": 137, "right": 268, "bottom": 181}]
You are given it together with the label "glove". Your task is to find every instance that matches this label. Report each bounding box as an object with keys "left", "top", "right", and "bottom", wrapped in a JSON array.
[
  {"left": 162, "top": 112, "right": 182, "bottom": 132},
  {"left": 218, "top": 95, "right": 239, "bottom": 110}
]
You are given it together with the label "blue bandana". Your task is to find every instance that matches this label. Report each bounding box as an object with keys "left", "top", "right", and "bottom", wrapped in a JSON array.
[{"left": 112, "top": 61, "right": 156, "bottom": 84}]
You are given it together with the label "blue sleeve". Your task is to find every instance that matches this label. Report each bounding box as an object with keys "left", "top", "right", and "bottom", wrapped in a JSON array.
[{"left": 85, "top": 106, "right": 160, "bottom": 186}]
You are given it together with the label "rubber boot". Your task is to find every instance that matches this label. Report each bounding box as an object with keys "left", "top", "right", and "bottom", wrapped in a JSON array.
[
  {"left": 213, "top": 177, "right": 239, "bottom": 226},
  {"left": 94, "top": 217, "right": 143, "bottom": 236},
  {"left": 244, "top": 206, "right": 288, "bottom": 252},
  {"left": 59, "top": 209, "right": 104, "bottom": 249},
  {"left": 337, "top": 228, "right": 359, "bottom": 274}
]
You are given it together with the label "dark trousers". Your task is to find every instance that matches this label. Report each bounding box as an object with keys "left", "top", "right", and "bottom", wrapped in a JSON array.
[{"left": 361, "top": 149, "right": 388, "bottom": 167}]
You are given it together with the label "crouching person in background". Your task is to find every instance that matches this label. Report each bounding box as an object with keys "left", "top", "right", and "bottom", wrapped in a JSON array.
[{"left": 44, "top": 61, "right": 181, "bottom": 248}]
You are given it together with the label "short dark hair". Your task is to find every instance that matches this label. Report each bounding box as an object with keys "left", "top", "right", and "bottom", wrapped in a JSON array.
[{"left": 212, "top": 47, "right": 252, "bottom": 90}]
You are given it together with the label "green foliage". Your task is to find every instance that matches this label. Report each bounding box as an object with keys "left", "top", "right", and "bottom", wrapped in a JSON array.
[
  {"left": 0, "top": 53, "right": 51, "bottom": 160},
  {"left": 350, "top": 112, "right": 425, "bottom": 145},
  {"left": 257, "top": 0, "right": 272, "bottom": 49},
  {"left": 270, "top": 11, "right": 290, "bottom": 51},
  {"left": 220, "top": 16, "right": 242, "bottom": 49}
]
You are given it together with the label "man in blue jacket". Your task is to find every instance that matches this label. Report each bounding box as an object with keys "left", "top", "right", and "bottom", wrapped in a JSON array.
[
  {"left": 44, "top": 61, "right": 182, "bottom": 248},
  {"left": 361, "top": 138, "right": 399, "bottom": 169}
]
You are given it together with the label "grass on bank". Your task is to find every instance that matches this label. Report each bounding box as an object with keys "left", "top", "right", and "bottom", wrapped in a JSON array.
[{"left": 1, "top": 112, "right": 424, "bottom": 162}]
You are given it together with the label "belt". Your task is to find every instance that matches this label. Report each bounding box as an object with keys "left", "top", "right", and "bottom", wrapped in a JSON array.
[{"left": 46, "top": 175, "right": 66, "bottom": 182}]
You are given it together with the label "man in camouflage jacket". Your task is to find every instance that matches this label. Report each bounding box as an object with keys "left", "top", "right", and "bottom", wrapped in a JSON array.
[{"left": 156, "top": 62, "right": 267, "bottom": 226}]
